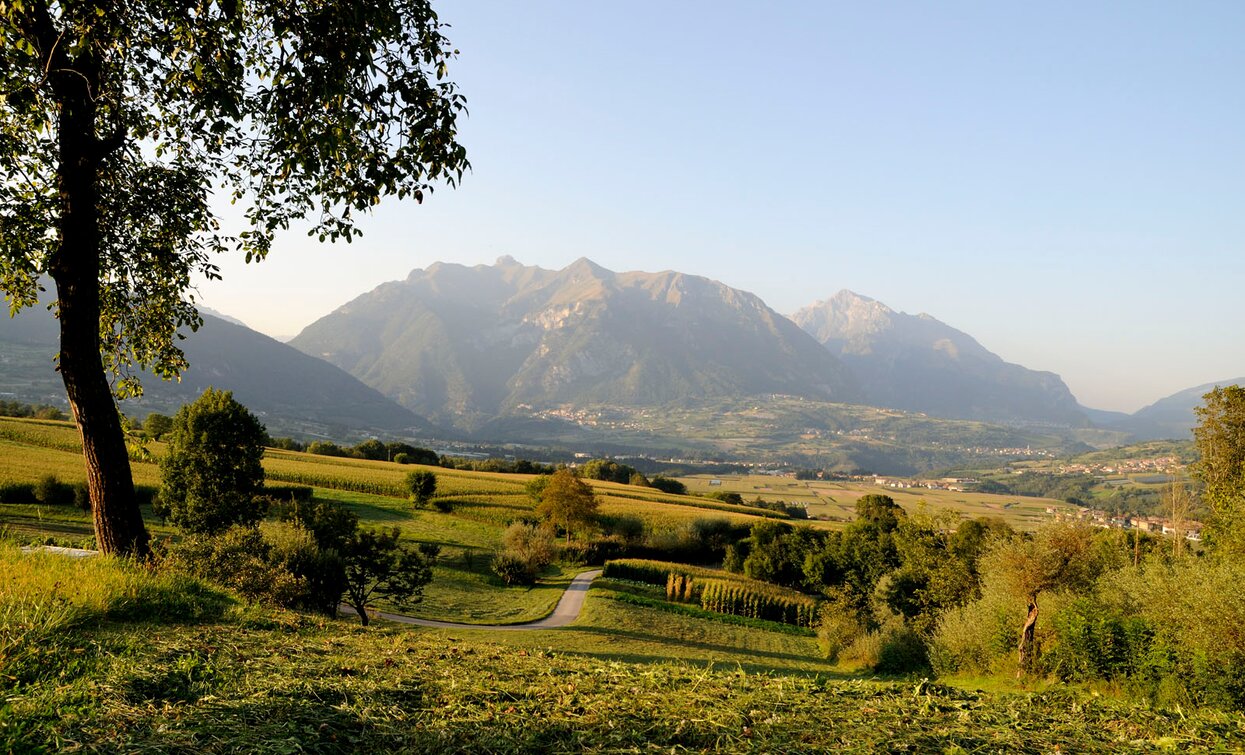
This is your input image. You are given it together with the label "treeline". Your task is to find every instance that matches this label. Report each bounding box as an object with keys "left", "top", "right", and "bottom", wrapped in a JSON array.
[{"left": 0, "top": 401, "right": 67, "bottom": 421}]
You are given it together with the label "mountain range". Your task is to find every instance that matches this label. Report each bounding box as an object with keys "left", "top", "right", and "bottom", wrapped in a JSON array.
[
  {"left": 290, "top": 256, "right": 859, "bottom": 430},
  {"left": 0, "top": 303, "right": 436, "bottom": 440},
  {"left": 2, "top": 258, "right": 1233, "bottom": 456}
]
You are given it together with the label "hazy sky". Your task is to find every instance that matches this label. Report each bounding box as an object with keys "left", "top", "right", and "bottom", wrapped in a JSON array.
[{"left": 199, "top": 1, "right": 1245, "bottom": 413}]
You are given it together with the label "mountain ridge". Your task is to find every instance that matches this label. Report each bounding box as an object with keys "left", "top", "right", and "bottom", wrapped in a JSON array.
[
  {"left": 291, "top": 257, "right": 861, "bottom": 431},
  {"left": 791, "top": 290, "right": 1089, "bottom": 428}
]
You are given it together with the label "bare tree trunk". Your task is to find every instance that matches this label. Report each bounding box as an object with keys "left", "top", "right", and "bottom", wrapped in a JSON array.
[
  {"left": 49, "top": 54, "right": 149, "bottom": 558},
  {"left": 1017, "top": 593, "right": 1039, "bottom": 677}
]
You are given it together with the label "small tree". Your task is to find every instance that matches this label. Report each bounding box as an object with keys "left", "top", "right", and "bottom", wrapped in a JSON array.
[
  {"left": 535, "top": 468, "right": 599, "bottom": 543},
  {"left": 985, "top": 523, "right": 1097, "bottom": 675},
  {"left": 405, "top": 470, "right": 437, "bottom": 508},
  {"left": 157, "top": 388, "right": 266, "bottom": 534},
  {"left": 340, "top": 528, "right": 433, "bottom": 626}
]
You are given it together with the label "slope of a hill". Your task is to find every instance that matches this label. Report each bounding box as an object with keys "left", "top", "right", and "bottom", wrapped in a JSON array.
[
  {"left": 1110, "top": 377, "right": 1245, "bottom": 440},
  {"left": 792, "top": 291, "right": 1088, "bottom": 428},
  {"left": 0, "top": 305, "right": 439, "bottom": 439},
  {"left": 290, "top": 256, "right": 860, "bottom": 431}
]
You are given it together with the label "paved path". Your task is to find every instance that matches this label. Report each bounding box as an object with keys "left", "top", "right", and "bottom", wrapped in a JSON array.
[{"left": 345, "top": 569, "right": 604, "bottom": 631}]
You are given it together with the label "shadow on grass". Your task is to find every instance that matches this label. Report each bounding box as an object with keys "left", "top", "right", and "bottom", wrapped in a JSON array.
[{"left": 558, "top": 624, "right": 840, "bottom": 672}]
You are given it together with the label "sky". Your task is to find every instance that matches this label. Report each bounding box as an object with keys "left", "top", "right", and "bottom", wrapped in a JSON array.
[{"left": 199, "top": 1, "right": 1245, "bottom": 414}]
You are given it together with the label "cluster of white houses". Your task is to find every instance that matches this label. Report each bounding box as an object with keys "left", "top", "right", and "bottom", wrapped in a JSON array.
[{"left": 1048, "top": 507, "right": 1203, "bottom": 542}]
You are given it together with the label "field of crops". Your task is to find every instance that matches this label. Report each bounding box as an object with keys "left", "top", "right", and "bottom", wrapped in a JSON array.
[{"left": 679, "top": 472, "right": 1071, "bottom": 530}]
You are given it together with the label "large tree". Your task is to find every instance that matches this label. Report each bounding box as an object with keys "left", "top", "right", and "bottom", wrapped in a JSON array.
[{"left": 0, "top": 1, "right": 467, "bottom": 555}]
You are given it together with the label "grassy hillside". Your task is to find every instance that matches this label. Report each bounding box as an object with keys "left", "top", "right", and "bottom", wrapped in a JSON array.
[{"left": 4, "top": 545, "right": 1243, "bottom": 753}]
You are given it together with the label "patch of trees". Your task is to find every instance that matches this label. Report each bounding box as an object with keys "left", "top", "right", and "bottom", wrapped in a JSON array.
[
  {"left": 578, "top": 459, "right": 648, "bottom": 486},
  {"left": 440, "top": 456, "right": 555, "bottom": 474},
  {"left": 151, "top": 391, "right": 433, "bottom": 626},
  {"left": 0, "top": 401, "right": 66, "bottom": 421},
  {"left": 649, "top": 476, "right": 687, "bottom": 495},
  {"left": 977, "top": 473, "right": 1096, "bottom": 504}
]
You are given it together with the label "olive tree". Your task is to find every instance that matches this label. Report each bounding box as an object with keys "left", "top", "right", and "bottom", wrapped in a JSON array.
[{"left": 0, "top": 1, "right": 468, "bottom": 555}]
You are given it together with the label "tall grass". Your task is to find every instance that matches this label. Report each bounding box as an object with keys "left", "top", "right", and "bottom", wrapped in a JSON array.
[{"left": 0, "top": 543, "right": 229, "bottom": 689}]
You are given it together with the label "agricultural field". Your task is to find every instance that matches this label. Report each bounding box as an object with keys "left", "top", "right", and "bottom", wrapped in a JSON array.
[{"left": 678, "top": 472, "right": 1072, "bottom": 530}]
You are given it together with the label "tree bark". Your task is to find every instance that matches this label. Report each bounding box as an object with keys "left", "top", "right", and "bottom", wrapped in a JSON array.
[
  {"left": 1016, "top": 593, "right": 1040, "bottom": 677},
  {"left": 49, "top": 52, "right": 149, "bottom": 558}
]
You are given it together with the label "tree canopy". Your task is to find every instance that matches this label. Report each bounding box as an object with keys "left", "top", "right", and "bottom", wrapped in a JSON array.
[
  {"left": 535, "top": 468, "right": 599, "bottom": 542},
  {"left": 0, "top": 0, "right": 468, "bottom": 555},
  {"left": 156, "top": 388, "right": 267, "bottom": 534},
  {"left": 1193, "top": 385, "right": 1245, "bottom": 555}
]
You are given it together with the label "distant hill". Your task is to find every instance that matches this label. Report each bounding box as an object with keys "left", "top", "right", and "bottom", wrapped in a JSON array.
[
  {"left": 1086, "top": 378, "right": 1245, "bottom": 441},
  {"left": 0, "top": 304, "right": 439, "bottom": 440},
  {"left": 791, "top": 291, "right": 1088, "bottom": 428},
  {"left": 290, "top": 257, "right": 860, "bottom": 431}
]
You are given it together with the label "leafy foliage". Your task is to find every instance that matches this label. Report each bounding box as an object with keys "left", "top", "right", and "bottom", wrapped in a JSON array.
[
  {"left": 534, "top": 468, "right": 599, "bottom": 542},
  {"left": 405, "top": 470, "right": 437, "bottom": 508},
  {"left": 340, "top": 527, "right": 433, "bottom": 626},
  {"left": 156, "top": 388, "right": 267, "bottom": 534},
  {"left": 1193, "top": 385, "right": 1245, "bottom": 555}
]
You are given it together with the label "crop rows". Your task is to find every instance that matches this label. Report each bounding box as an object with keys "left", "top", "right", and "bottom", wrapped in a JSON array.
[
  {"left": 696, "top": 578, "right": 818, "bottom": 627},
  {"left": 604, "top": 558, "right": 819, "bottom": 627}
]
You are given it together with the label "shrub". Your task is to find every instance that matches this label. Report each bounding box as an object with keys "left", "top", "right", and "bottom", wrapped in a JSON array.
[
  {"left": 492, "top": 553, "right": 536, "bottom": 586},
  {"left": 873, "top": 620, "right": 931, "bottom": 675},
  {"left": 0, "top": 482, "right": 36, "bottom": 504},
  {"left": 815, "top": 590, "right": 863, "bottom": 663},
  {"left": 392, "top": 452, "right": 411, "bottom": 465},
  {"left": 405, "top": 470, "right": 437, "bottom": 508},
  {"left": 72, "top": 482, "right": 90, "bottom": 511},
  {"left": 33, "top": 474, "right": 75, "bottom": 506},
  {"left": 159, "top": 527, "right": 306, "bottom": 608}
]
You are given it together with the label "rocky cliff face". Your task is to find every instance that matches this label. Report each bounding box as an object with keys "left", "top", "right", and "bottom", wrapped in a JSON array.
[{"left": 792, "top": 290, "right": 1088, "bottom": 427}]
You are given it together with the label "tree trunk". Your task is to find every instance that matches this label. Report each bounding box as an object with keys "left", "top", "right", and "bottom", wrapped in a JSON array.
[
  {"left": 1016, "top": 593, "right": 1040, "bottom": 677},
  {"left": 49, "top": 58, "right": 149, "bottom": 558}
]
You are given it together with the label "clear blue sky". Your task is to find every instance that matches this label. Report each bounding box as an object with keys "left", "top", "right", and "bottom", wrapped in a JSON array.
[{"left": 201, "top": 1, "right": 1245, "bottom": 413}]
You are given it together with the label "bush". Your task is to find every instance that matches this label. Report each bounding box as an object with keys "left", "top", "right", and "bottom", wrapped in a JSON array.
[
  {"left": 33, "top": 474, "right": 75, "bottom": 506},
  {"left": 0, "top": 481, "right": 37, "bottom": 504},
  {"left": 72, "top": 482, "right": 90, "bottom": 511},
  {"left": 392, "top": 452, "right": 411, "bottom": 464},
  {"left": 159, "top": 527, "right": 306, "bottom": 608},
  {"left": 815, "top": 590, "right": 863, "bottom": 663},
  {"left": 874, "top": 620, "right": 931, "bottom": 675},
  {"left": 405, "top": 470, "right": 437, "bottom": 508},
  {"left": 492, "top": 553, "right": 536, "bottom": 586}
]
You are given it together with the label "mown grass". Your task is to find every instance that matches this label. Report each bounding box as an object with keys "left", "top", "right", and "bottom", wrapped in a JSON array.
[{"left": 5, "top": 551, "right": 1243, "bottom": 753}]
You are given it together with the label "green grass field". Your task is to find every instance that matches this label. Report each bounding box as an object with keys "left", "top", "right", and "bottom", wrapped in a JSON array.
[{"left": 4, "top": 545, "right": 1243, "bottom": 753}]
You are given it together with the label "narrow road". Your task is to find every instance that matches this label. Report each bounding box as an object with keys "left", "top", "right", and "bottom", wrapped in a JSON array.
[{"left": 347, "top": 569, "right": 603, "bottom": 631}]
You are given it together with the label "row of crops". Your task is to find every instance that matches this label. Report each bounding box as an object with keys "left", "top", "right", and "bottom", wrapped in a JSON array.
[{"left": 602, "top": 558, "right": 818, "bottom": 628}]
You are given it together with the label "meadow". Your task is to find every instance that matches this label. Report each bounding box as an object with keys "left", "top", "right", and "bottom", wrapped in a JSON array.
[{"left": 4, "top": 545, "right": 1243, "bottom": 753}]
